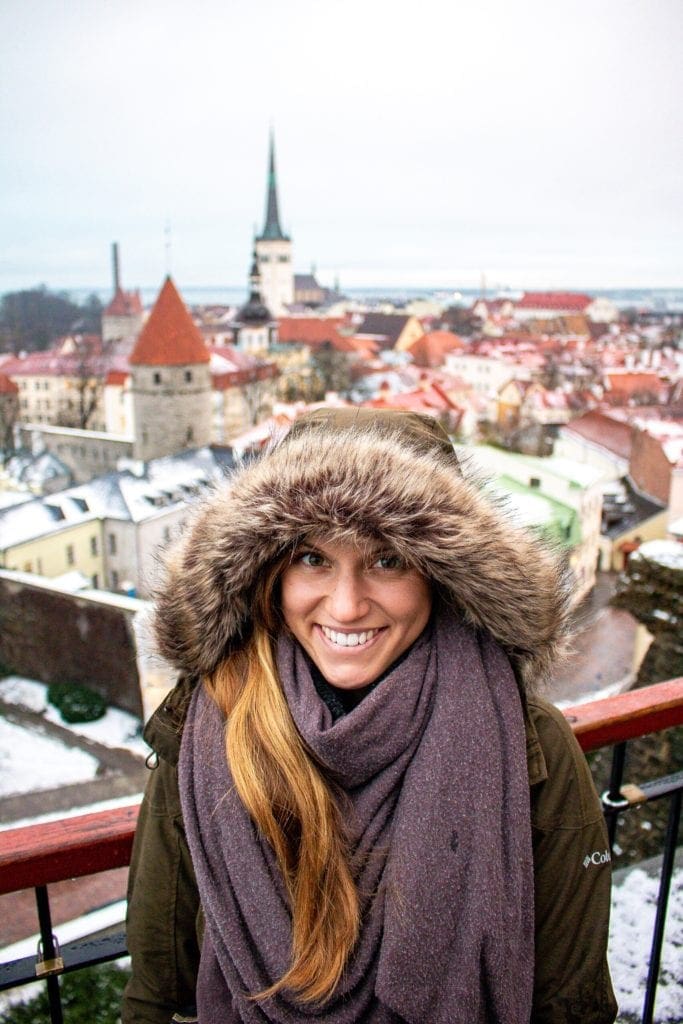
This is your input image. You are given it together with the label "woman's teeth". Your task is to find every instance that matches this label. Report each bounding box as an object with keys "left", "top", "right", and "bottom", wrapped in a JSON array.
[{"left": 320, "top": 626, "right": 379, "bottom": 648}]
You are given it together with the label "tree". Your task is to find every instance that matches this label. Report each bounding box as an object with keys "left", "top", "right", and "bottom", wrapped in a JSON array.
[
  {"left": 309, "top": 342, "right": 352, "bottom": 400},
  {"left": 52, "top": 336, "right": 115, "bottom": 431},
  {"left": 0, "top": 286, "right": 82, "bottom": 353},
  {"left": 242, "top": 375, "right": 275, "bottom": 427},
  {"left": 440, "top": 306, "right": 483, "bottom": 337},
  {"left": 77, "top": 292, "right": 104, "bottom": 335},
  {"left": 0, "top": 386, "right": 19, "bottom": 463}
]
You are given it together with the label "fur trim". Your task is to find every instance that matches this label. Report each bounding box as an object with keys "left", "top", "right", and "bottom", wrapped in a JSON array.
[{"left": 154, "top": 416, "right": 571, "bottom": 692}]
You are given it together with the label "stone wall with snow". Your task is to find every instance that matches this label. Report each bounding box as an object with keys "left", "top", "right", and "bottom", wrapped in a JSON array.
[{"left": 0, "top": 570, "right": 142, "bottom": 716}]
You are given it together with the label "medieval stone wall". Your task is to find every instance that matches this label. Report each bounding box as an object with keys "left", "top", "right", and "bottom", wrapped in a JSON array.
[{"left": 0, "top": 571, "right": 143, "bottom": 716}]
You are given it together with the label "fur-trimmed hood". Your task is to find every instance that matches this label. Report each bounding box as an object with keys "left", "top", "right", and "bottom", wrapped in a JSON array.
[{"left": 154, "top": 409, "right": 571, "bottom": 692}]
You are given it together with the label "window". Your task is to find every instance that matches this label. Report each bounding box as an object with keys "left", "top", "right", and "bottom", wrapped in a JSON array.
[
  {"left": 90, "top": 536, "right": 98, "bottom": 556},
  {"left": 108, "top": 533, "right": 117, "bottom": 555},
  {"left": 37, "top": 558, "right": 43, "bottom": 574},
  {"left": 91, "top": 573, "right": 99, "bottom": 588},
  {"left": 529, "top": 477, "right": 541, "bottom": 489},
  {"left": 153, "top": 372, "right": 162, "bottom": 384},
  {"left": 163, "top": 526, "right": 171, "bottom": 543},
  {"left": 23, "top": 562, "right": 32, "bottom": 573},
  {"left": 66, "top": 544, "right": 75, "bottom": 565},
  {"left": 185, "top": 370, "right": 192, "bottom": 382},
  {"left": 111, "top": 569, "right": 119, "bottom": 589},
  {"left": 186, "top": 426, "right": 194, "bottom": 443}
]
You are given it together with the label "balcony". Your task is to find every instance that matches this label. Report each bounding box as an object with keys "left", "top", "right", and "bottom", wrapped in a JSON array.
[{"left": 0, "top": 678, "right": 682, "bottom": 1024}]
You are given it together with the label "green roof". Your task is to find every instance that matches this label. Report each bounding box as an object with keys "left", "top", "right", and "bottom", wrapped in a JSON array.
[{"left": 493, "top": 475, "right": 582, "bottom": 549}]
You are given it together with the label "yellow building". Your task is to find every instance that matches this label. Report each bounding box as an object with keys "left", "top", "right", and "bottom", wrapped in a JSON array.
[{"left": 1, "top": 502, "right": 105, "bottom": 587}]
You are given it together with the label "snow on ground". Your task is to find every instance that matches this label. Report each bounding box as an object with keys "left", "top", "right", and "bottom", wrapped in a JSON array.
[
  {"left": 610, "top": 866, "right": 683, "bottom": 1023},
  {"left": 0, "top": 718, "right": 99, "bottom": 797},
  {"left": 0, "top": 676, "right": 150, "bottom": 757}
]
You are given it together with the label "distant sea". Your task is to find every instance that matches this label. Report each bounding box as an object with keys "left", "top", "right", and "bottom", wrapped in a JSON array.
[{"left": 46, "top": 284, "right": 683, "bottom": 314}]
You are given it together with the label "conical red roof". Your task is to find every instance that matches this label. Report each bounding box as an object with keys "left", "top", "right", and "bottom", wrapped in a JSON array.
[{"left": 129, "top": 277, "right": 210, "bottom": 366}]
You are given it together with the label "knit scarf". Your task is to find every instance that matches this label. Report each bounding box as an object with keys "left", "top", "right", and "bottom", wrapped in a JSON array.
[{"left": 178, "top": 610, "right": 534, "bottom": 1024}]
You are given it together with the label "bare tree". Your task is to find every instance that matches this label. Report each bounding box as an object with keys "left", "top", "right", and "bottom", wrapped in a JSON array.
[
  {"left": 54, "top": 336, "right": 116, "bottom": 431},
  {"left": 0, "top": 388, "right": 19, "bottom": 464}
]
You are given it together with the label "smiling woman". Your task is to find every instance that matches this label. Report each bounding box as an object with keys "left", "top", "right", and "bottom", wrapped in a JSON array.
[
  {"left": 123, "top": 408, "right": 617, "bottom": 1024},
  {"left": 280, "top": 541, "right": 432, "bottom": 688}
]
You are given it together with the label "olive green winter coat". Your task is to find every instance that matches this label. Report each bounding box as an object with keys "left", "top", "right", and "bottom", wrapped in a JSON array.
[
  {"left": 123, "top": 410, "right": 617, "bottom": 1023},
  {"left": 122, "top": 675, "right": 617, "bottom": 1024}
]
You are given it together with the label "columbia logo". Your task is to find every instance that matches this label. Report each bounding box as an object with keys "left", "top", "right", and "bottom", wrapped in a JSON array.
[{"left": 583, "top": 849, "right": 611, "bottom": 868}]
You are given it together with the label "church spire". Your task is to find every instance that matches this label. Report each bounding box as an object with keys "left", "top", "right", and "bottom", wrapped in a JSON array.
[{"left": 257, "top": 131, "right": 289, "bottom": 242}]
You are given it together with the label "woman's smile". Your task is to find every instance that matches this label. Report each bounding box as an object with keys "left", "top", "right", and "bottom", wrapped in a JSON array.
[
  {"left": 280, "top": 539, "right": 431, "bottom": 688},
  {"left": 318, "top": 625, "right": 383, "bottom": 648}
]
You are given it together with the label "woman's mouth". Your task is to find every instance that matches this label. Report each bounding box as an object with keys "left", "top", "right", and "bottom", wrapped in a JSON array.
[{"left": 319, "top": 625, "right": 382, "bottom": 648}]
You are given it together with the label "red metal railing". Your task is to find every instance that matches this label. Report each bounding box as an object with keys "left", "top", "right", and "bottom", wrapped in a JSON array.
[
  {"left": 0, "top": 678, "right": 682, "bottom": 1023},
  {"left": 2, "top": 677, "right": 681, "bottom": 894}
]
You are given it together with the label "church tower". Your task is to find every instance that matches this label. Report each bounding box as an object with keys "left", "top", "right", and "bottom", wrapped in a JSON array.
[
  {"left": 233, "top": 246, "right": 276, "bottom": 354},
  {"left": 255, "top": 132, "right": 293, "bottom": 316},
  {"left": 129, "top": 277, "right": 212, "bottom": 461}
]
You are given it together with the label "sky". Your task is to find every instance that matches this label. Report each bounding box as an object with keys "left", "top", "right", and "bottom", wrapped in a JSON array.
[{"left": 1, "top": 0, "right": 682, "bottom": 296}]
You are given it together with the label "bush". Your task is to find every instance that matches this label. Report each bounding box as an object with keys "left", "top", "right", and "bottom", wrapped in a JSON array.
[
  {"left": 47, "top": 682, "right": 106, "bottom": 724},
  {"left": 0, "top": 963, "right": 128, "bottom": 1024}
]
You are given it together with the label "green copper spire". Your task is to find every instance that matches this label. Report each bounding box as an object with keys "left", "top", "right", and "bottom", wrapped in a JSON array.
[{"left": 257, "top": 131, "right": 289, "bottom": 242}]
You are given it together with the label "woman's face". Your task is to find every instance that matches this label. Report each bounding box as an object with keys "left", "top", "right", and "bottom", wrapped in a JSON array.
[{"left": 280, "top": 538, "right": 432, "bottom": 689}]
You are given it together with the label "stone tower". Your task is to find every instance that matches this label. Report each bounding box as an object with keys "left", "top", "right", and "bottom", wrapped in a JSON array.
[
  {"left": 254, "top": 132, "right": 293, "bottom": 316},
  {"left": 102, "top": 243, "right": 144, "bottom": 343},
  {"left": 129, "top": 277, "right": 212, "bottom": 461}
]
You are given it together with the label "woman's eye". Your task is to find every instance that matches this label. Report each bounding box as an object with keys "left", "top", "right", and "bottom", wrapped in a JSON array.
[
  {"left": 374, "top": 553, "right": 404, "bottom": 570},
  {"left": 300, "top": 551, "right": 326, "bottom": 567}
]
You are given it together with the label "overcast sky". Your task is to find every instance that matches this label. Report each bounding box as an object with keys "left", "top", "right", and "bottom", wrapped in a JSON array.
[{"left": 1, "top": 0, "right": 682, "bottom": 296}]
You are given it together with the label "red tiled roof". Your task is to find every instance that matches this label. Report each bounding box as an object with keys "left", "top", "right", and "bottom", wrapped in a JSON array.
[
  {"left": 277, "top": 317, "right": 347, "bottom": 346},
  {"left": 106, "top": 370, "right": 129, "bottom": 386},
  {"left": 105, "top": 287, "right": 143, "bottom": 317},
  {"left": 605, "top": 371, "right": 664, "bottom": 397},
  {"left": 516, "top": 292, "right": 592, "bottom": 312},
  {"left": 129, "top": 277, "right": 210, "bottom": 366},
  {"left": 562, "top": 411, "right": 633, "bottom": 459},
  {"left": 207, "top": 344, "right": 279, "bottom": 389},
  {"left": 0, "top": 373, "right": 18, "bottom": 394},
  {"left": 406, "top": 331, "right": 464, "bottom": 368}
]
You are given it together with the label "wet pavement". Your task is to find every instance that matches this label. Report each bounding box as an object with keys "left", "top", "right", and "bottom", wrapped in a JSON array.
[{"left": 546, "top": 572, "right": 638, "bottom": 705}]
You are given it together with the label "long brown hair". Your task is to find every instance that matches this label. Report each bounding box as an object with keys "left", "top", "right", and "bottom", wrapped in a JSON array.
[{"left": 204, "top": 558, "right": 360, "bottom": 1004}]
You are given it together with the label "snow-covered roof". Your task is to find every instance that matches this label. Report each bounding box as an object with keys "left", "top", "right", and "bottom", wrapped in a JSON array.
[
  {"left": 632, "top": 539, "right": 683, "bottom": 571},
  {"left": 0, "top": 447, "right": 235, "bottom": 544},
  {"left": 0, "top": 495, "right": 101, "bottom": 549}
]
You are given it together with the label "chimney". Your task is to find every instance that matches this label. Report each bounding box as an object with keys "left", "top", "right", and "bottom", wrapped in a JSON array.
[{"left": 112, "top": 242, "right": 120, "bottom": 292}]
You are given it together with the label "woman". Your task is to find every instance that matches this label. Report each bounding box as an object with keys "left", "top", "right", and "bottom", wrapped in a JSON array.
[{"left": 123, "top": 408, "right": 617, "bottom": 1024}]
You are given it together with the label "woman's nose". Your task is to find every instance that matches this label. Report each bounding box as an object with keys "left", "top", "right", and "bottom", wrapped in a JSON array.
[{"left": 327, "top": 572, "right": 370, "bottom": 622}]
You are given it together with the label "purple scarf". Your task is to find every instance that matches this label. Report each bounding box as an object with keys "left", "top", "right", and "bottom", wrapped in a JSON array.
[{"left": 179, "top": 611, "right": 534, "bottom": 1023}]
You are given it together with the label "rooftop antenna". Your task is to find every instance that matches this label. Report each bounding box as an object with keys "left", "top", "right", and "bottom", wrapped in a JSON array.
[{"left": 164, "top": 219, "right": 172, "bottom": 276}]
